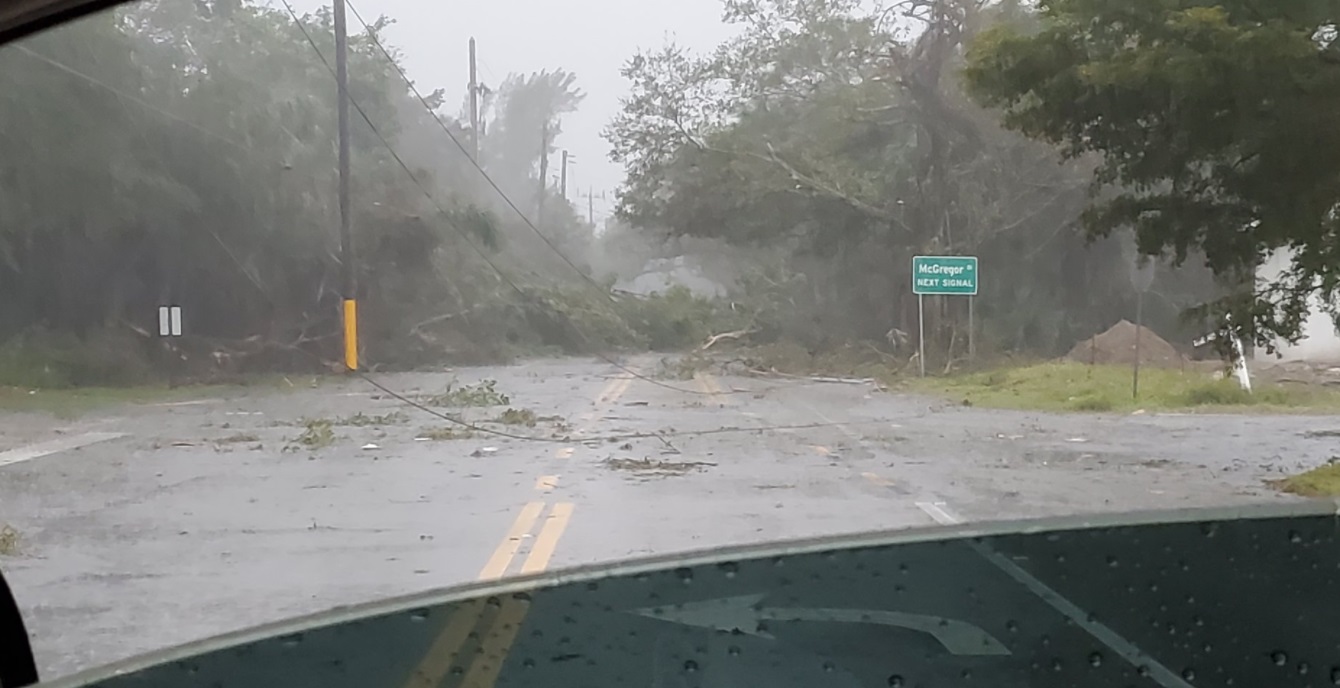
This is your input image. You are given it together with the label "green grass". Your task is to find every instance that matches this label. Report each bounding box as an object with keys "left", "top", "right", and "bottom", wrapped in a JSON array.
[
  {"left": 907, "top": 362, "right": 1340, "bottom": 414},
  {"left": 0, "top": 385, "right": 210, "bottom": 418},
  {"left": 1275, "top": 462, "right": 1340, "bottom": 497},
  {"left": 0, "top": 373, "right": 334, "bottom": 419}
]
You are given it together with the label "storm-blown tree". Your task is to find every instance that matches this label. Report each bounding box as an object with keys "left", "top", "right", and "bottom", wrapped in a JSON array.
[
  {"left": 963, "top": 0, "right": 1340, "bottom": 347},
  {"left": 0, "top": 0, "right": 612, "bottom": 383},
  {"left": 605, "top": 0, "right": 1221, "bottom": 357},
  {"left": 477, "top": 69, "right": 594, "bottom": 274}
]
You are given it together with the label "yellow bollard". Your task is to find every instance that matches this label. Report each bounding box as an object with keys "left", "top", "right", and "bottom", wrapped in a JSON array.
[{"left": 343, "top": 299, "right": 358, "bottom": 371}]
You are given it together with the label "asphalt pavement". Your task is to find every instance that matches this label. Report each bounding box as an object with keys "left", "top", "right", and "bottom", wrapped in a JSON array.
[{"left": 0, "top": 355, "right": 1334, "bottom": 679}]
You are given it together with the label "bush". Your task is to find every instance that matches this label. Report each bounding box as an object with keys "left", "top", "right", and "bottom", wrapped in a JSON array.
[
  {"left": 0, "top": 327, "right": 155, "bottom": 388},
  {"left": 615, "top": 286, "right": 744, "bottom": 351}
]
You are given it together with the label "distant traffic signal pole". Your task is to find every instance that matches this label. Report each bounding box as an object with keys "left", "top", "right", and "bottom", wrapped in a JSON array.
[{"left": 334, "top": 0, "right": 357, "bottom": 371}]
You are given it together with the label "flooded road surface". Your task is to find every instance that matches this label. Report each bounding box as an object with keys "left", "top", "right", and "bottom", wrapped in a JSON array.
[{"left": 0, "top": 355, "right": 1332, "bottom": 678}]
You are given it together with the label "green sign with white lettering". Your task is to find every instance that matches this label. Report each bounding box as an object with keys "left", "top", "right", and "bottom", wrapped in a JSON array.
[{"left": 912, "top": 255, "right": 978, "bottom": 296}]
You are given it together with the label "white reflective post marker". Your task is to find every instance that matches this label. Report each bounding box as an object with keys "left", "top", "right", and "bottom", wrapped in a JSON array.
[{"left": 158, "top": 306, "right": 182, "bottom": 337}]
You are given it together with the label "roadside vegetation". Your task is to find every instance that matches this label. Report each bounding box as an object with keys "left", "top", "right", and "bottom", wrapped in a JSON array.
[
  {"left": 906, "top": 363, "right": 1340, "bottom": 414},
  {"left": 1, "top": 0, "right": 1335, "bottom": 419},
  {"left": 1275, "top": 462, "right": 1340, "bottom": 498}
]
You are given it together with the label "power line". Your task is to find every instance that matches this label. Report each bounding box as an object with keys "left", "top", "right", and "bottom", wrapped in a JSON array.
[
  {"left": 358, "top": 369, "right": 899, "bottom": 445},
  {"left": 341, "top": 0, "right": 607, "bottom": 295},
  {"left": 283, "top": 2, "right": 813, "bottom": 407},
  {"left": 277, "top": 0, "right": 517, "bottom": 300},
  {"left": 334, "top": 0, "right": 743, "bottom": 399}
]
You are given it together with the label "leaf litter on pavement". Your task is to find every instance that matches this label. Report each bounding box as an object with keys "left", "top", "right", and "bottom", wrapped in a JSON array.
[{"left": 604, "top": 457, "right": 716, "bottom": 477}]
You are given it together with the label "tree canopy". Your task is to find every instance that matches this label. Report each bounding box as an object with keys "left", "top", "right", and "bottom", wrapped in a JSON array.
[
  {"left": 0, "top": 0, "right": 609, "bottom": 383},
  {"left": 605, "top": 0, "right": 1221, "bottom": 357},
  {"left": 963, "top": 0, "right": 1340, "bottom": 345}
]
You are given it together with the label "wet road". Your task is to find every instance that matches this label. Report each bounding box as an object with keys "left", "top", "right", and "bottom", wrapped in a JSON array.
[{"left": 0, "top": 356, "right": 1333, "bottom": 679}]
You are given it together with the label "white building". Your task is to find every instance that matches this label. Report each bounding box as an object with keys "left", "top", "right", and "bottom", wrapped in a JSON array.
[{"left": 1255, "top": 250, "right": 1340, "bottom": 362}]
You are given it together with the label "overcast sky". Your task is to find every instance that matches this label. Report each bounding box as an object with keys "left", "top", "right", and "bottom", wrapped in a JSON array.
[{"left": 287, "top": 0, "right": 738, "bottom": 223}]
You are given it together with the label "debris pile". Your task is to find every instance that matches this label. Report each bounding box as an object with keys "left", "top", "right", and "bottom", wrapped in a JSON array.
[{"left": 1066, "top": 320, "right": 1187, "bottom": 368}]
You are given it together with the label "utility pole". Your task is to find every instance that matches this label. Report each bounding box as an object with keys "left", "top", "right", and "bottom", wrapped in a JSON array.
[
  {"left": 588, "top": 185, "right": 594, "bottom": 226},
  {"left": 468, "top": 37, "right": 479, "bottom": 162},
  {"left": 560, "top": 150, "right": 569, "bottom": 200},
  {"left": 537, "top": 122, "right": 549, "bottom": 226},
  {"left": 334, "top": 0, "right": 356, "bottom": 372}
]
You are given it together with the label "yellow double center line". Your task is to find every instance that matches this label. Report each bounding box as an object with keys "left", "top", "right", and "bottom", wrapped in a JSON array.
[
  {"left": 404, "top": 501, "right": 575, "bottom": 688},
  {"left": 404, "top": 368, "right": 638, "bottom": 688}
]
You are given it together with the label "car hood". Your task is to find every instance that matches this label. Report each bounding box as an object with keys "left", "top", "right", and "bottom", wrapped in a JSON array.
[{"left": 32, "top": 499, "right": 1340, "bottom": 688}]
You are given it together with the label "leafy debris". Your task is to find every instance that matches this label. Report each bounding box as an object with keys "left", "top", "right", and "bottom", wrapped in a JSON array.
[{"left": 425, "top": 380, "right": 510, "bottom": 407}]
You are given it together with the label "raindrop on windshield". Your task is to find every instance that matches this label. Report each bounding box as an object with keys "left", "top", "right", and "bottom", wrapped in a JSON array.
[
  {"left": 1298, "top": 662, "right": 1310, "bottom": 675},
  {"left": 887, "top": 675, "right": 905, "bottom": 686},
  {"left": 727, "top": 645, "right": 742, "bottom": 657},
  {"left": 823, "top": 661, "right": 836, "bottom": 672},
  {"left": 675, "top": 567, "right": 694, "bottom": 584},
  {"left": 718, "top": 562, "right": 739, "bottom": 578},
  {"left": 408, "top": 609, "right": 430, "bottom": 622},
  {"left": 1288, "top": 530, "right": 1303, "bottom": 543},
  {"left": 1329, "top": 666, "right": 1340, "bottom": 684},
  {"left": 1182, "top": 667, "right": 1196, "bottom": 681},
  {"left": 683, "top": 660, "right": 699, "bottom": 673},
  {"left": 1089, "top": 652, "right": 1103, "bottom": 667},
  {"left": 1272, "top": 651, "right": 1289, "bottom": 666},
  {"left": 279, "top": 633, "right": 303, "bottom": 648}
]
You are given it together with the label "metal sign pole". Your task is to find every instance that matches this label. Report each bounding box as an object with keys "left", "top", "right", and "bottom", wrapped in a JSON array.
[
  {"left": 918, "top": 294, "right": 926, "bottom": 377},
  {"left": 968, "top": 296, "right": 975, "bottom": 362},
  {"left": 1132, "top": 291, "right": 1144, "bottom": 399}
]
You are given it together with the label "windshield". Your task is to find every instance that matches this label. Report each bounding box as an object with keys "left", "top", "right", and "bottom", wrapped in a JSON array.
[{"left": 1, "top": 0, "right": 1338, "bottom": 684}]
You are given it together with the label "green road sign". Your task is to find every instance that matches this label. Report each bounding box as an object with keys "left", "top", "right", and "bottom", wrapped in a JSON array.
[{"left": 912, "top": 255, "right": 978, "bottom": 296}]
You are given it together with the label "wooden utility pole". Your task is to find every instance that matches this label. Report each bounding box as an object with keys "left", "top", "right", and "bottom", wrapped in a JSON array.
[
  {"left": 588, "top": 185, "right": 594, "bottom": 226},
  {"left": 333, "top": 0, "right": 356, "bottom": 372},
  {"left": 468, "top": 37, "right": 479, "bottom": 162},
  {"left": 560, "top": 150, "right": 569, "bottom": 200},
  {"left": 537, "top": 123, "right": 549, "bottom": 226}
]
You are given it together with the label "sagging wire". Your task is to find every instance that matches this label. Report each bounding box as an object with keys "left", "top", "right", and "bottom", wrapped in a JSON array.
[{"left": 336, "top": 0, "right": 796, "bottom": 399}]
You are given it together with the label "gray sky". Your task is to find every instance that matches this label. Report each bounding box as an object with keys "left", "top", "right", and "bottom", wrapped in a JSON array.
[{"left": 289, "top": 0, "right": 737, "bottom": 224}]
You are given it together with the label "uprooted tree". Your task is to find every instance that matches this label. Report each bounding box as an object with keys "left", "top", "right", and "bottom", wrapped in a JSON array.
[
  {"left": 962, "top": 0, "right": 1340, "bottom": 348},
  {"left": 0, "top": 0, "right": 633, "bottom": 384},
  {"left": 605, "top": 0, "right": 1224, "bottom": 361}
]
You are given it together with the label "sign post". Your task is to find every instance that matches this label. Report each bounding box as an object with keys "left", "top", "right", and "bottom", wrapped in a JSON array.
[
  {"left": 1129, "top": 258, "right": 1156, "bottom": 399},
  {"left": 157, "top": 305, "right": 183, "bottom": 388},
  {"left": 911, "top": 256, "right": 979, "bottom": 377}
]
